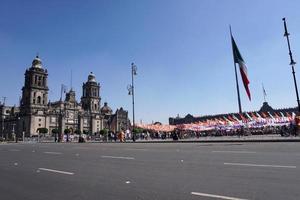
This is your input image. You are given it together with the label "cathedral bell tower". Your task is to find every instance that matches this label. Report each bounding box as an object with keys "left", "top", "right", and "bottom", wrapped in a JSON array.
[
  {"left": 21, "top": 56, "right": 49, "bottom": 113},
  {"left": 20, "top": 56, "right": 49, "bottom": 136},
  {"left": 81, "top": 72, "right": 101, "bottom": 113}
]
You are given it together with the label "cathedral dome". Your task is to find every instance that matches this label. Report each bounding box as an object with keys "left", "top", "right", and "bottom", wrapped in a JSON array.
[
  {"left": 88, "top": 72, "right": 96, "bottom": 82},
  {"left": 31, "top": 55, "right": 43, "bottom": 69},
  {"left": 101, "top": 102, "right": 112, "bottom": 115}
]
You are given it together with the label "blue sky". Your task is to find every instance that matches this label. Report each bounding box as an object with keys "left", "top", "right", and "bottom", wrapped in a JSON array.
[{"left": 1, "top": 0, "right": 300, "bottom": 124}]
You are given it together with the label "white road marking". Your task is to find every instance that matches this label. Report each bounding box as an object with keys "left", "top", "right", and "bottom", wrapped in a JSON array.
[
  {"left": 9, "top": 149, "right": 20, "bottom": 152},
  {"left": 101, "top": 155, "right": 135, "bottom": 160},
  {"left": 212, "top": 151, "right": 256, "bottom": 154},
  {"left": 75, "top": 153, "right": 79, "bottom": 156},
  {"left": 32, "top": 150, "right": 35, "bottom": 153},
  {"left": 72, "top": 147, "right": 91, "bottom": 150},
  {"left": 224, "top": 162, "right": 296, "bottom": 169},
  {"left": 14, "top": 162, "right": 18, "bottom": 166},
  {"left": 191, "top": 192, "right": 248, "bottom": 200},
  {"left": 38, "top": 168, "right": 74, "bottom": 175},
  {"left": 125, "top": 181, "right": 131, "bottom": 184},
  {"left": 126, "top": 148, "right": 148, "bottom": 151},
  {"left": 44, "top": 152, "right": 62, "bottom": 155}
]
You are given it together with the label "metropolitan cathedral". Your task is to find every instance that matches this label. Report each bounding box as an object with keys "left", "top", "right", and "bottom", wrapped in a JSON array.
[{"left": 0, "top": 56, "right": 130, "bottom": 138}]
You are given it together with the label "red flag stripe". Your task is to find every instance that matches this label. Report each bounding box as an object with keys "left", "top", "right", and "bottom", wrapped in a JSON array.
[{"left": 238, "top": 62, "right": 251, "bottom": 101}]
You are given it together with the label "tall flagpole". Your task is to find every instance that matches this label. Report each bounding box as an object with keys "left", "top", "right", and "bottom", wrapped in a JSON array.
[
  {"left": 230, "top": 26, "right": 242, "bottom": 113},
  {"left": 262, "top": 83, "right": 267, "bottom": 102},
  {"left": 282, "top": 18, "right": 300, "bottom": 113}
]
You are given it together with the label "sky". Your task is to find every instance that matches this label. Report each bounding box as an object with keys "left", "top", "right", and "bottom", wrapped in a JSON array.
[{"left": 1, "top": 0, "right": 300, "bottom": 124}]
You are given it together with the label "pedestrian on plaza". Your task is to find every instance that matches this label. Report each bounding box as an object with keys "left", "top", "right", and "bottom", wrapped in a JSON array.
[
  {"left": 118, "top": 131, "right": 125, "bottom": 142},
  {"left": 113, "top": 132, "right": 117, "bottom": 142}
]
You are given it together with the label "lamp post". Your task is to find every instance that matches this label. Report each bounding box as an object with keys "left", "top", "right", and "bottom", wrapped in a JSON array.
[
  {"left": 1, "top": 97, "right": 6, "bottom": 140},
  {"left": 283, "top": 18, "right": 300, "bottom": 113},
  {"left": 54, "top": 110, "right": 59, "bottom": 142},
  {"left": 127, "top": 63, "right": 137, "bottom": 142},
  {"left": 1, "top": 109, "right": 4, "bottom": 140},
  {"left": 12, "top": 123, "right": 16, "bottom": 142},
  {"left": 15, "top": 117, "right": 20, "bottom": 143}
]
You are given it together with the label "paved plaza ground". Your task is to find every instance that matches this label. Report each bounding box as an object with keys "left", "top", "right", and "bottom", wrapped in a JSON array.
[{"left": 1, "top": 142, "right": 300, "bottom": 200}]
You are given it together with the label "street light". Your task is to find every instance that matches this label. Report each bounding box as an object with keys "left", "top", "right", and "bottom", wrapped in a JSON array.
[
  {"left": 12, "top": 123, "right": 16, "bottom": 142},
  {"left": 15, "top": 117, "right": 20, "bottom": 143},
  {"left": 283, "top": 18, "right": 300, "bottom": 113},
  {"left": 1, "top": 97, "right": 6, "bottom": 140},
  {"left": 127, "top": 63, "right": 137, "bottom": 142},
  {"left": 1, "top": 111, "right": 4, "bottom": 140}
]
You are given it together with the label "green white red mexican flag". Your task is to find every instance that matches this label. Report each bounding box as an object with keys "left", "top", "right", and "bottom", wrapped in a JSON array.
[{"left": 231, "top": 35, "right": 251, "bottom": 101}]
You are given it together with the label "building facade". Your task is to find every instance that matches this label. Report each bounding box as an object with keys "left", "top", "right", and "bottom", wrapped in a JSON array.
[
  {"left": 0, "top": 56, "right": 130, "bottom": 139},
  {"left": 169, "top": 101, "right": 298, "bottom": 125}
]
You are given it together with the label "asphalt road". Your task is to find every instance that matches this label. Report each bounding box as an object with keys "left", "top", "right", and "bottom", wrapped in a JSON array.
[{"left": 1, "top": 142, "right": 300, "bottom": 200}]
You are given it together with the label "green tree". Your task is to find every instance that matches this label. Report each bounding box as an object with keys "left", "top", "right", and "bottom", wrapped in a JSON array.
[
  {"left": 132, "top": 127, "right": 143, "bottom": 134},
  {"left": 64, "top": 128, "right": 71, "bottom": 142},
  {"left": 51, "top": 129, "right": 59, "bottom": 134},
  {"left": 64, "top": 128, "right": 71, "bottom": 134},
  {"left": 100, "top": 129, "right": 108, "bottom": 136},
  {"left": 100, "top": 129, "right": 108, "bottom": 141},
  {"left": 74, "top": 129, "right": 81, "bottom": 135},
  {"left": 51, "top": 128, "right": 59, "bottom": 137},
  {"left": 37, "top": 128, "right": 48, "bottom": 136}
]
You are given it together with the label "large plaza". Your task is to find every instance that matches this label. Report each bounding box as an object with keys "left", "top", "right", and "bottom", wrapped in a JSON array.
[{"left": 1, "top": 142, "right": 300, "bottom": 200}]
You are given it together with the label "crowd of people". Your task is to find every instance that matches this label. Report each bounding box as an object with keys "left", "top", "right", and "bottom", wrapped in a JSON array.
[{"left": 39, "top": 113, "right": 300, "bottom": 143}]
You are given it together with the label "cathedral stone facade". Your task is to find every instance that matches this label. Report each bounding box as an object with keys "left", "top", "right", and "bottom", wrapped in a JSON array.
[{"left": 0, "top": 56, "right": 130, "bottom": 139}]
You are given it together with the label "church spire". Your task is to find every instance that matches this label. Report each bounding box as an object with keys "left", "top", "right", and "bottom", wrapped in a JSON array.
[{"left": 31, "top": 55, "right": 43, "bottom": 69}]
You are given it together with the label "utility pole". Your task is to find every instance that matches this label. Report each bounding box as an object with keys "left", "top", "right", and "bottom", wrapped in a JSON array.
[
  {"left": 282, "top": 18, "right": 300, "bottom": 113},
  {"left": 1, "top": 97, "right": 7, "bottom": 139},
  {"left": 262, "top": 83, "right": 267, "bottom": 103},
  {"left": 127, "top": 63, "right": 137, "bottom": 142}
]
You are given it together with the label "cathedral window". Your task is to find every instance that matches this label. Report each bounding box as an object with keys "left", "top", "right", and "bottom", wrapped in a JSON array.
[
  {"left": 36, "top": 76, "right": 41, "bottom": 86},
  {"left": 34, "top": 75, "right": 38, "bottom": 84},
  {"left": 33, "top": 98, "right": 36, "bottom": 104},
  {"left": 83, "top": 89, "right": 86, "bottom": 97},
  {"left": 37, "top": 96, "right": 41, "bottom": 104},
  {"left": 43, "top": 94, "right": 45, "bottom": 104},
  {"left": 51, "top": 117, "right": 56, "bottom": 123}
]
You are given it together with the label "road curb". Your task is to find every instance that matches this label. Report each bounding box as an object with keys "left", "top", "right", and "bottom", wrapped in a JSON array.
[
  {"left": 133, "top": 139, "right": 300, "bottom": 143},
  {"left": 33, "top": 138, "right": 300, "bottom": 144}
]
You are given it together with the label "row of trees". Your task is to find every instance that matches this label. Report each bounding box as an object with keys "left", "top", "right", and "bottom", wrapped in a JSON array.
[
  {"left": 37, "top": 127, "right": 145, "bottom": 137},
  {"left": 37, "top": 128, "right": 88, "bottom": 135}
]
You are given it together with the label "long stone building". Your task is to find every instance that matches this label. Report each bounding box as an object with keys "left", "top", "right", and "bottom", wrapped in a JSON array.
[
  {"left": 169, "top": 101, "right": 298, "bottom": 125},
  {"left": 0, "top": 56, "right": 130, "bottom": 139}
]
